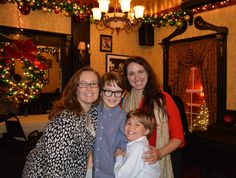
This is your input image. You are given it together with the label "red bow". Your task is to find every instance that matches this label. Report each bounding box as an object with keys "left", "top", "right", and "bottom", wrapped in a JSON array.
[
  {"left": 4, "top": 39, "right": 48, "bottom": 70},
  {"left": 5, "top": 39, "right": 38, "bottom": 63}
]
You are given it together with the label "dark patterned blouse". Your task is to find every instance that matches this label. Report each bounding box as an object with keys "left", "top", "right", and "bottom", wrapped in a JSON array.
[{"left": 22, "top": 107, "right": 98, "bottom": 178}]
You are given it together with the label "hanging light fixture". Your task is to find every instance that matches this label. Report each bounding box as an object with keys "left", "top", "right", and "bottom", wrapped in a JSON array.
[{"left": 92, "top": 0, "right": 145, "bottom": 33}]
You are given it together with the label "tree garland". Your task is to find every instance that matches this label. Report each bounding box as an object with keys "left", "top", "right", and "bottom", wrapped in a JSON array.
[
  {"left": 0, "top": 38, "right": 48, "bottom": 104},
  {"left": 1, "top": 0, "right": 235, "bottom": 28},
  {"left": 2, "top": 0, "right": 194, "bottom": 28},
  {"left": 1, "top": 0, "right": 235, "bottom": 29}
]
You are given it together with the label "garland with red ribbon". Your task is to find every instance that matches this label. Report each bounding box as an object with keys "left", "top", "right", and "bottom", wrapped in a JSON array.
[{"left": 0, "top": 38, "right": 48, "bottom": 103}]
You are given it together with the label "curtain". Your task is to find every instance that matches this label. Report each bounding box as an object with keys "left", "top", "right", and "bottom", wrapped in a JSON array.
[{"left": 168, "top": 37, "right": 217, "bottom": 124}]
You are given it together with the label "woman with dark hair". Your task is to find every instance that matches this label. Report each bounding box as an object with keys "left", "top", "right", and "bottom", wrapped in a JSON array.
[
  {"left": 122, "top": 56, "right": 185, "bottom": 178},
  {"left": 22, "top": 66, "right": 101, "bottom": 178}
]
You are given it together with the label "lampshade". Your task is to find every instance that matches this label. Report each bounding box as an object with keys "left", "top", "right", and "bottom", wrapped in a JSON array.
[
  {"left": 133, "top": 5, "right": 145, "bottom": 18},
  {"left": 92, "top": 8, "right": 102, "bottom": 20},
  {"left": 119, "top": 0, "right": 131, "bottom": 12},
  {"left": 98, "top": 0, "right": 110, "bottom": 13},
  {"left": 78, "top": 42, "right": 86, "bottom": 50}
]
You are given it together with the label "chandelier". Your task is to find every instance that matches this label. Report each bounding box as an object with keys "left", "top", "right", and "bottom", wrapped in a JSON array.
[{"left": 92, "top": 0, "right": 145, "bottom": 33}]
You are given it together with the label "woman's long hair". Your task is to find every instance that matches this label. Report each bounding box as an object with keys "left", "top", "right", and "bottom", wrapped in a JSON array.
[
  {"left": 123, "top": 56, "right": 166, "bottom": 117},
  {"left": 49, "top": 66, "right": 100, "bottom": 120}
]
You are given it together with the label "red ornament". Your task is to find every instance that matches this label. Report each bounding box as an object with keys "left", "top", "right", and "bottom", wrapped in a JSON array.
[
  {"left": 86, "top": 9, "right": 91, "bottom": 16},
  {"left": 54, "top": 7, "right": 61, "bottom": 14},
  {"left": 79, "top": 13, "right": 85, "bottom": 20},
  {"left": 19, "top": 5, "right": 31, "bottom": 15},
  {"left": 75, "top": 13, "right": 85, "bottom": 23},
  {"left": 223, "top": 115, "right": 235, "bottom": 126}
]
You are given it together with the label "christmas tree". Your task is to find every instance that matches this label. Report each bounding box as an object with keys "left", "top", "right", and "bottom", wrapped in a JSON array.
[{"left": 192, "top": 100, "right": 209, "bottom": 131}]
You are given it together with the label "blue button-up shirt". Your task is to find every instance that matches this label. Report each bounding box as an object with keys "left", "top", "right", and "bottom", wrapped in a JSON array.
[{"left": 93, "top": 105, "right": 127, "bottom": 178}]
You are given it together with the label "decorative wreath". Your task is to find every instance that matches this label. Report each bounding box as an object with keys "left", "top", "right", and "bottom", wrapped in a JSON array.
[{"left": 0, "top": 38, "right": 48, "bottom": 104}]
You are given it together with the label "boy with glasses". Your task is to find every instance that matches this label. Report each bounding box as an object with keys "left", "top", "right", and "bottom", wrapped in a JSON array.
[{"left": 91, "top": 72, "right": 128, "bottom": 178}]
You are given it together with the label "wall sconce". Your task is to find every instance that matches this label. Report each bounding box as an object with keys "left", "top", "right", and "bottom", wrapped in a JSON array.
[
  {"left": 77, "top": 41, "right": 86, "bottom": 59},
  {"left": 77, "top": 41, "right": 86, "bottom": 54}
]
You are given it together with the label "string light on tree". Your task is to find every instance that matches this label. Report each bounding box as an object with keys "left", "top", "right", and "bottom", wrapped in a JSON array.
[{"left": 192, "top": 100, "right": 209, "bottom": 131}]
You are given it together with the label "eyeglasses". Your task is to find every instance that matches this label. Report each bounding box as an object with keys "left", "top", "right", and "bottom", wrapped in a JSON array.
[
  {"left": 102, "top": 89, "right": 123, "bottom": 98},
  {"left": 77, "top": 82, "right": 99, "bottom": 88}
]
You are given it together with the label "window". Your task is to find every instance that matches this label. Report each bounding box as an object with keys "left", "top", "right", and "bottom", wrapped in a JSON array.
[
  {"left": 163, "top": 25, "right": 227, "bottom": 127},
  {"left": 184, "top": 67, "right": 209, "bottom": 132}
]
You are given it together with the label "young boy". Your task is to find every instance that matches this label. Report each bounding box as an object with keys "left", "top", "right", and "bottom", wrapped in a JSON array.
[
  {"left": 114, "top": 110, "right": 161, "bottom": 178},
  {"left": 92, "top": 72, "right": 127, "bottom": 178}
]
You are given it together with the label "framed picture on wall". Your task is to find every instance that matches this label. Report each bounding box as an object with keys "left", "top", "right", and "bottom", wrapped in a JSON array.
[
  {"left": 106, "top": 54, "right": 129, "bottom": 74},
  {"left": 100, "top": 35, "right": 112, "bottom": 52}
]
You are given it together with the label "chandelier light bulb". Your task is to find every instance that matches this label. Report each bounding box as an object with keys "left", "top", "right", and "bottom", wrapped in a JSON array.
[
  {"left": 92, "top": 7, "right": 102, "bottom": 20},
  {"left": 98, "top": 0, "right": 110, "bottom": 13},
  {"left": 134, "top": 5, "right": 145, "bottom": 19},
  {"left": 92, "top": 0, "right": 145, "bottom": 33},
  {"left": 119, "top": 0, "right": 131, "bottom": 12}
]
